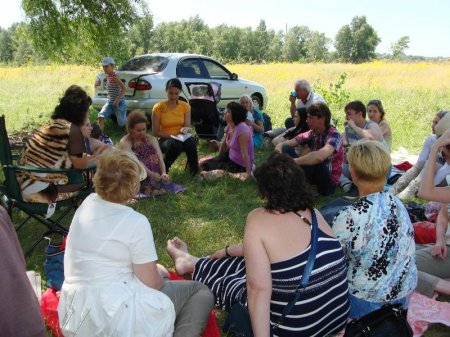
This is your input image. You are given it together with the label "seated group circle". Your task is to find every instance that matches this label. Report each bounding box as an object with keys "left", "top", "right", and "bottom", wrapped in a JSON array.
[{"left": 13, "top": 70, "right": 450, "bottom": 337}]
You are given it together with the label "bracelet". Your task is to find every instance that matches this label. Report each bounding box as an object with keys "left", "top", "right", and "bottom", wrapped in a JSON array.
[{"left": 225, "top": 245, "right": 231, "bottom": 257}]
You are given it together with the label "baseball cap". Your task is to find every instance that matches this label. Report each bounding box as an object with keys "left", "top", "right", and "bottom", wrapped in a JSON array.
[
  {"left": 435, "top": 112, "right": 450, "bottom": 137},
  {"left": 100, "top": 57, "right": 115, "bottom": 66}
]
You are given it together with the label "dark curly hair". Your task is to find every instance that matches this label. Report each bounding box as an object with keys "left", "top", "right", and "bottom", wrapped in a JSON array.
[
  {"left": 227, "top": 101, "right": 247, "bottom": 125},
  {"left": 52, "top": 85, "right": 91, "bottom": 126},
  {"left": 253, "top": 152, "right": 314, "bottom": 213}
]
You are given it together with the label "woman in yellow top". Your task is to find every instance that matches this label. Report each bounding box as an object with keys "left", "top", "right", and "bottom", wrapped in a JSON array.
[{"left": 152, "top": 78, "right": 199, "bottom": 176}]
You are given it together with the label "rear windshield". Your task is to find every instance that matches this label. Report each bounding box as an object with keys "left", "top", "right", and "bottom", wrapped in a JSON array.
[{"left": 119, "top": 56, "right": 169, "bottom": 72}]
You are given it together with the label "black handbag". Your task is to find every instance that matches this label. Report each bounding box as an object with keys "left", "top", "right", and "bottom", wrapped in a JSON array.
[
  {"left": 343, "top": 303, "right": 413, "bottom": 337},
  {"left": 223, "top": 209, "right": 320, "bottom": 337}
]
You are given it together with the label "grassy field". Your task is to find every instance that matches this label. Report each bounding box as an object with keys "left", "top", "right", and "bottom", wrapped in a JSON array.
[{"left": 1, "top": 62, "right": 450, "bottom": 336}]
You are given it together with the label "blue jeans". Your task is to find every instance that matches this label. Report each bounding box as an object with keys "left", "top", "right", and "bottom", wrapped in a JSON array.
[
  {"left": 99, "top": 98, "right": 126, "bottom": 127},
  {"left": 349, "top": 293, "right": 410, "bottom": 319},
  {"left": 319, "top": 198, "right": 353, "bottom": 225}
]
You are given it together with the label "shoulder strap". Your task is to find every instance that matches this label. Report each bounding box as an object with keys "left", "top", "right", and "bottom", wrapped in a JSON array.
[
  {"left": 299, "top": 209, "right": 319, "bottom": 287},
  {"left": 273, "top": 209, "right": 319, "bottom": 330}
]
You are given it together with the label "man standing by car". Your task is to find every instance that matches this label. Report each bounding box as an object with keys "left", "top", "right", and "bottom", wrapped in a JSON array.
[
  {"left": 286, "top": 79, "right": 325, "bottom": 130},
  {"left": 275, "top": 102, "right": 344, "bottom": 196}
]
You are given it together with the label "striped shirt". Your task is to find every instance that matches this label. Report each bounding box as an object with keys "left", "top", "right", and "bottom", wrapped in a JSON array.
[
  {"left": 269, "top": 233, "right": 350, "bottom": 336},
  {"left": 106, "top": 72, "right": 121, "bottom": 102},
  {"left": 192, "top": 226, "right": 350, "bottom": 337}
]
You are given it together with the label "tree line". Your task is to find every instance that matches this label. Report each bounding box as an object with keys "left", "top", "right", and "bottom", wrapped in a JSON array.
[{"left": 0, "top": 1, "right": 413, "bottom": 66}]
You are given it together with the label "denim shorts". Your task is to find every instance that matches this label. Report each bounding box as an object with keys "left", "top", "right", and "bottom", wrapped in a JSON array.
[
  {"left": 348, "top": 293, "right": 411, "bottom": 319},
  {"left": 98, "top": 99, "right": 126, "bottom": 126}
]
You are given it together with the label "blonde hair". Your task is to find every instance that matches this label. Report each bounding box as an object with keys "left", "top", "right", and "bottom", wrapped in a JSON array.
[
  {"left": 93, "top": 149, "right": 145, "bottom": 203},
  {"left": 348, "top": 140, "right": 390, "bottom": 183},
  {"left": 238, "top": 94, "right": 253, "bottom": 108}
]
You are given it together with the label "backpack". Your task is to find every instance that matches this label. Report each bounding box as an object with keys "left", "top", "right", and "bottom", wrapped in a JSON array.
[{"left": 262, "top": 113, "right": 272, "bottom": 132}]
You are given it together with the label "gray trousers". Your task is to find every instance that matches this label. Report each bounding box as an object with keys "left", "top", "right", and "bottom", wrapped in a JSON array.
[
  {"left": 416, "top": 244, "right": 450, "bottom": 297},
  {"left": 160, "top": 280, "right": 214, "bottom": 337}
]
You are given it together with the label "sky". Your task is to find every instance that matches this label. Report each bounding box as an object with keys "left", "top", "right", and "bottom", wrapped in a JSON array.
[{"left": 1, "top": 0, "right": 449, "bottom": 57}]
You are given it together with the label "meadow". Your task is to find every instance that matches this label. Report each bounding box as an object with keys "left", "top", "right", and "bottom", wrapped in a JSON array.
[{"left": 1, "top": 61, "right": 450, "bottom": 336}]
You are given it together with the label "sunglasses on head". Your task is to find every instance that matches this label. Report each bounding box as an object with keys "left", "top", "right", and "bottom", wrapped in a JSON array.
[{"left": 368, "top": 99, "right": 382, "bottom": 105}]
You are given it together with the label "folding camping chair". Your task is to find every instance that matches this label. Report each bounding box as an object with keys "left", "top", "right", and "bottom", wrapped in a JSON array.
[{"left": 0, "top": 115, "right": 94, "bottom": 257}]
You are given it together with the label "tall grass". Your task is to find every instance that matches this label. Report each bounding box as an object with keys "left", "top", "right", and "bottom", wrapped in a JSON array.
[
  {"left": 230, "top": 61, "right": 450, "bottom": 154},
  {"left": 2, "top": 61, "right": 450, "bottom": 153}
]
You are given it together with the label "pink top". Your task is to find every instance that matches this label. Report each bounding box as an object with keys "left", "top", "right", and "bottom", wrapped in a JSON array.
[{"left": 226, "top": 122, "right": 254, "bottom": 169}]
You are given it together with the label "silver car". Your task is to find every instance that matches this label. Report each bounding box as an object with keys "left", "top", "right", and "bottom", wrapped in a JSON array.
[{"left": 93, "top": 53, "right": 268, "bottom": 114}]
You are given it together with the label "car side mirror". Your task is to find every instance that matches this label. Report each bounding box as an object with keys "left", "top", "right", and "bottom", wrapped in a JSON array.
[{"left": 231, "top": 73, "right": 238, "bottom": 80}]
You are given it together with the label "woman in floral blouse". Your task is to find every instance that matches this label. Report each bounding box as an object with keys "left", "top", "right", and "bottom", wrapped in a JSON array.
[{"left": 333, "top": 139, "right": 417, "bottom": 319}]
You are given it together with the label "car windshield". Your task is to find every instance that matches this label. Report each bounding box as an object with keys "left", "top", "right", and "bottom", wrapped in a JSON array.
[{"left": 119, "top": 56, "right": 169, "bottom": 72}]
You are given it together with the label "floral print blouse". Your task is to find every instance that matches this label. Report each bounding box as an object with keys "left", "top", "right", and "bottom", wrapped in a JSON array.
[{"left": 333, "top": 192, "right": 417, "bottom": 302}]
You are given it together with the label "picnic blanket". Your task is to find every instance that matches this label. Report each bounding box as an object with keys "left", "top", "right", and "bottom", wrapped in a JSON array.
[{"left": 407, "top": 291, "right": 450, "bottom": 336}]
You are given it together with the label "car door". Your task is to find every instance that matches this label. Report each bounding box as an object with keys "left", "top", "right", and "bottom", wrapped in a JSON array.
[
  {"left": 199, "top": 58, "right": 244, "bottom": 108},
  {"left": 176, "top": 58, "right": 206, "bottom": 100}
]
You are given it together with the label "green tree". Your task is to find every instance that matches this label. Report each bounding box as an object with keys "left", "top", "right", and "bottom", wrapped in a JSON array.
[
  {"left": 390, "top": 36, "right": 410, "bottom": 59},
  {"left": 0, "top": 27, "right": 14, "bottom": 62},
  {"left": 11, "top": 23, "right": 39, "bottom": 65},
  {"left": 266, "top": 30, "right": 284, "bottom": 62},
  {"left": 252, "top": 20, "right": 271, "bottom": 62},
  {"left": 210, "top": 25, "right": 243, "bottom": 63},
  {"left": 334, "top": 25, "right": 352, "bottom": 62},
  {"left": 181, "top": 16, "right": 212, "bottom": 55},
  {"left": 152, "top": 21, "right": 187, "bottom": 53},
  {"left": 282, "top": 25, "right": 310, "bottom": 62},
  {"left": 22, "top": 0, "right": 140, "bottom": 64},
  {"left": 150, "top": 16, "right": 212, "bottom": 55},
  {"left": 305, "top": 31, "right": 330, "bottom": 62},
  {"left": 335, "top": 16, "right": 380, "bottom": 63},
  {"left": 128, "top": 3, "right": 154, "bottom": 56}
]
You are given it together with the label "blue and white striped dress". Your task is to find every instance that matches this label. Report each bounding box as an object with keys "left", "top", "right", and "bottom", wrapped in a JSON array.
[{"left": 192, "top": 228, "right": 350, "bottom": 337}]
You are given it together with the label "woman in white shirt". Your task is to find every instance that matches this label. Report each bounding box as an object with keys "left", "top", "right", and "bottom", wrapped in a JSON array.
[{"left": 58, "top": 149, "right": 213, "bottom": 337}]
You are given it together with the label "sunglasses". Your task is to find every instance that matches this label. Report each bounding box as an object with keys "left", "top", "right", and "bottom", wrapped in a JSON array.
[{"left": 368, "top": 99, "right": 382, "bottom": 105}]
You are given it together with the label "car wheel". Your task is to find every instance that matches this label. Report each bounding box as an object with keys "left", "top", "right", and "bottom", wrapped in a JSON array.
[{"left": 251, "top": 94, "right": 263, "bottom": 110}]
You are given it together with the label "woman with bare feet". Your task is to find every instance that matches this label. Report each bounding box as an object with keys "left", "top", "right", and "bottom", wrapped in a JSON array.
[{"left": 167, "top": 152, "right": 350, "bottom": 337}]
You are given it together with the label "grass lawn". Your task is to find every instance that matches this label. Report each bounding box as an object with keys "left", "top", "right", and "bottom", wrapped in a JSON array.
[{"left": 1, "top": 62, "right": 450, "bottom": 336}]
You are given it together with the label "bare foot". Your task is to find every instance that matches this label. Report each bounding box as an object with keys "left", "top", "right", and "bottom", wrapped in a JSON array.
[
  {"left": 171, "top": 237, "right": 188, "bottom": 253},
  {"left": 166, "top": 238, "right": 198, "bottom": 275},
  {"left": 209, "top": 140, "right": 219, "bottom": 151}
]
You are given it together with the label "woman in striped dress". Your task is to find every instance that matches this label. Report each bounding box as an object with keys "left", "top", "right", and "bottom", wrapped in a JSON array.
[{"left": 167, "top": 152, "right": 350, "bottom": 337}]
